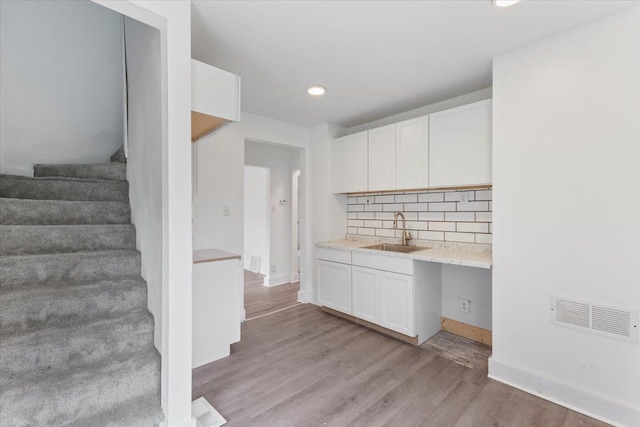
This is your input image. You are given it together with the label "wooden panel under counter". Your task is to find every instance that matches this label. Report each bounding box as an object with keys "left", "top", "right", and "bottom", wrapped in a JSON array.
[{"left": 192, "top": 249, "right": 242, "bottom": 368}]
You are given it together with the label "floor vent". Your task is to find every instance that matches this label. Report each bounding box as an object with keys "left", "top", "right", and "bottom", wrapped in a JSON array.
[{"left": 550, "top": 296, "right": 637, "bottom": 343}]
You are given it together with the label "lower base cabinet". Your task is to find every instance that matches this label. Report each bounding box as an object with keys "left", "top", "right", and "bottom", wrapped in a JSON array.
[{"left": 318, "top": 247, "right": 442, "bottom": 345}]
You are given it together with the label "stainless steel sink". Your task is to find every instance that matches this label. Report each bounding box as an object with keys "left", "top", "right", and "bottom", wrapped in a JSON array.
[{"left": 361, "top": 243, "right": 425, "bottom": 253}]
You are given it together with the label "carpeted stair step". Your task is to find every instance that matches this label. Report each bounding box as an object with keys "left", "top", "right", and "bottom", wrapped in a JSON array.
[
  {"left": 0, "top": 348, "right": 161, "bottom": 427},
  {"left": 0, "top": 250, "right": 141, "bottom": 291},
  {"left": 34, "top": 162, "right": 127, "bottom": 182},
  {"left": 0, "top": 198, "right": 131, "bottom": 225},
  {"left": 0, "top": 174, "right": 128, "bottom": 202},
  {"left": 0, "top": 310, "right": 154, "bottom": 385},
  {"left": 0, "top": 277, "right": 147, "bottom": 337},
  {"left": 0, "top": 224, "right": 136, "bottom": 256},
  {"left": 70, "top": 392, "right": 163, "bottom": 427}
]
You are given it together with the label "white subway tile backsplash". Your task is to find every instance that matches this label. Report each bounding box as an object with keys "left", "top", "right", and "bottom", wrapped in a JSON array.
[
  {"left": 457, "top": 222, "right": 489, "bottom": 233},
  {"left": 475, "top": 234, "right": 492, "bottom": 244},
  {"left": 475, "top": 190, "right": 492, "bottom": 201},
  {"left": 358, "top": 228, "right": 375, "bottom": 236},
  {"left": 382, "top": 204, "right": 404, "bottom": 212},
  {"left": 457, "top": 201, "right": 489, "bottom": 212},
  {"left": 429, "top": 202, "right": 457, "bottom": 212},
  {"left": 445, "top": 232, "right": 475, "bottom": 243},
  {"left": 376, "top": 229, "right": 397, "bottom": 237},
  {"left": 418, "top": 230, "right": 445, "bottom": 241},
  {"left": 395, "top": 194, "right": 418, "bottom": 203},
  {"left": 418, "top": 193, "right": 444, "bottom": 202},
  {"left": 418, "top": 212, "right": 445, "bottom": 221},
  {"left": 429, "top": 222, "right": 456, "bottom": 232},
  {"left": 475, "top": 212, "right": 492, "bottom": 222},
  {"left": 445, "top": 191, "right": 475, "bottom": 202},
  {"left": 403, "top": 203, "right": 429, "bottom": 211},
  {"left": 364, "top": 204, "right": 383, "bottom": 212},
  {"left": 357, "top": 212, "right": 375, "bottom": 220},
  {"left": 375, "top": 212, "right": 395, "bottom": 220},
  {"left": 347, "top": 187, "right": 492, "bottom": 246},
  {"left": 375, "top": 195, "right": 395, "bottom": 204}
]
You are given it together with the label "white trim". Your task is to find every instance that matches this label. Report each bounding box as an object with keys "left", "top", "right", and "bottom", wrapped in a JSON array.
[
  {"left": 290, "top": 272, "right": 300, "bottom": 282},
  {"left": 268, "top": 274, "right": 291, "bottom": 287},
  {"left": 297, "top": 289, "right": 313, "bottom": 303},
  {"left": 488, "top": 357, "right": 640, "bottom": 427},
  {"left": 0, "top": 165, "right": 34, "bottom": 176}
]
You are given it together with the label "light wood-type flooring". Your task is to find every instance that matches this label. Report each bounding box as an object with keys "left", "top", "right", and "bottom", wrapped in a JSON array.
[
  {"left": 193, "top": 304, "right": 607, "bottom": 427},
  {"left": 244, "top": 269, "right": 300, "bottom": 319}
]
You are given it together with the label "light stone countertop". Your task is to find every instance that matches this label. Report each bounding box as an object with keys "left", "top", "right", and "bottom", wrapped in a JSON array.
[
  {"left": 193, "top": 248, "right": 241, "bottom": 264},
  {"left": 316, "top": 239, "right": 492, "bottom": 269}
]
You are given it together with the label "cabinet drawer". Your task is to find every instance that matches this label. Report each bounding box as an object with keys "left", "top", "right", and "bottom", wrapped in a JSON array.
[
  {"left": 317, "top": 247, "right": 351, "bottom": 264},
  {"left": 352, "top": 252, "right": 413, "bottom": 275}
]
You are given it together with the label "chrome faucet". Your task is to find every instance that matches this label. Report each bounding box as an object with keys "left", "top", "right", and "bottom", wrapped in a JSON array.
[{"left": 393, "top": 212, "right": 412, "bottom": 246}]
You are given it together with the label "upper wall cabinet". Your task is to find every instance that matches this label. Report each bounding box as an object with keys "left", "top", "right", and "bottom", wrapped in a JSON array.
[
  {"left": 333, "top": 131, "right": 368, "bottom": 193},
  {"left": 368, "top": 124, "right": 396, "bottom": 191},
  {"left": 429, "top": 99, "right": 492, "bottom": 188},
  {"left": 396, "top": 116, "right": 429, "bottom": 190}
]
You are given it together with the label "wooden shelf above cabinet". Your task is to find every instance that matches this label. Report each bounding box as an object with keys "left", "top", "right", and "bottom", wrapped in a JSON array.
[{"left": 191, "top": 111, "right": 230, "bottom": 142}]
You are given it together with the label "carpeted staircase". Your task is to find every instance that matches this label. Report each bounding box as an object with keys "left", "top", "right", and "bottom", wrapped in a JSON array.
[{"left": 0, "top": 159, "right": 163, "bottom": 426}]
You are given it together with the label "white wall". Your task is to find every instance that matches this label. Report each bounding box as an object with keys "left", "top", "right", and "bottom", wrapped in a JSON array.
[
  {"left": 308, "top": 123, "right": 349, "bottom": 302},
  {"left": 0, "top": 0, "right": 124, "bottom": 175},
  {"left": 192, "top": 113, "right": 324, "bottom": 301},
  {"left": 491, "top": 8, "right": 640, "bottom": 426},
  {"left": 94, "top": 1, "right": 194, "bottom": 426},
  {"left": 123, "top": 16, "right": 163, "bottom": 351},
  {"left": 245, "top": 141, "right": 295, "bottom": 286},
  {"left": 442, "top": 265, "right": 492, "bottom": 330},
  {"left": 244, "top": 166, "right": 270, "bottom": 277}
]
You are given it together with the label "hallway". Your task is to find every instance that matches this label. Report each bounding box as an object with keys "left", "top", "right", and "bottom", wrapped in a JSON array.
[{"left": 244, "top": 270, "right": 300, "bottom": 319}]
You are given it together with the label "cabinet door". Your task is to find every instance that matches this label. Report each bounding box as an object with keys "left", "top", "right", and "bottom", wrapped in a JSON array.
[
  {"left": 368, "top": 124, "right": 396, "bottom": 191},
  {"left": 379, "top": 271, "right": 414, "bottom": 336},
  {"left": 396, "top": 116, "right": 429, "bottom": 190},
  {"left": 333, "top": 132, "right": 368, "bottom": 193},
  {"left": 352, "top": 266, "right": 379, "bottom": 323},
  {"left": 429, "top": 99, "right": 492, "bottom": 187},
  {"left": 318, "top": 260, "right": 352, "bottom": 314}
]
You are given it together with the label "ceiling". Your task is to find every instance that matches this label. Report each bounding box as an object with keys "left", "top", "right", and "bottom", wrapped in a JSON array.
[{"left": 192, "top": 1, "right": 637, "bottom": 129}]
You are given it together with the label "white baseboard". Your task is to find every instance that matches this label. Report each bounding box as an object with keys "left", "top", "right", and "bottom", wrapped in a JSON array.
[
  {"left": 488, "top": 357, "right": 639, "bottom": 427},
  {"left": 267, "top": 274, "right": 291, "bottom": 287},
  {"left": 297, "top": 289, "right": 313, "bottom": 303},
  {"left": 0, "top": 165, "right": 33, "bottom": 176},
  {"left": 290, "top": 272, "right": 300, "bottom": 282}
]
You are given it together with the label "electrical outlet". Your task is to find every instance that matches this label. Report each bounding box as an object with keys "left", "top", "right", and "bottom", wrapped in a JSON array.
[
  {"left": 223, "top": 206, "right": 230, "bottom": 216},
  {"left": 460, "top": 299, "right": 470, "bottom": 314},
  {"left": 460, "top": 192, "right": 469, "bottom": 203},
  {"left": 270, "top": 265, "right": 276, "bottom": 273}
]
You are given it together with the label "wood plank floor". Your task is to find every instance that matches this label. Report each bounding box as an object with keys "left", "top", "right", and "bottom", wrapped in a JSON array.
[
  {"left": 244, "top": 269, "right": 300, "bottom": 319},
  {"left": 193, "top": 304, "right": 607, "bottom": 427}
]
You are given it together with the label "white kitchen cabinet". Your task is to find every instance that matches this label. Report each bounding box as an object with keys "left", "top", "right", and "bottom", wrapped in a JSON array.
[
  {"left": 378, "top": 270, "right": 415, "bottom": 336},
  {"left": 368, "top": 124, "right": 396, "bottom": 191},
  {"left": 333, "top": 131, "right": 368, "bottom": 193},
  {"left": 317, "top": 247, "right": 352, "bottom": 315},
  {"left": 352, "top": 266, "right": 379, "bottom": 323},
  {"left": 192, "top": 255, "right": 242, "bottom": 368},
  {"left": 396, "top": 116, "right": 429, "bottom": 190},
  {"left": 429, "top": 99, "right": 492, "bottom": 187}
]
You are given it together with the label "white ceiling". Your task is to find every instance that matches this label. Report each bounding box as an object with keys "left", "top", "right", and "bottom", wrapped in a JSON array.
[{"left": 192, "top": 1, "right": 637, "bottom": 129}]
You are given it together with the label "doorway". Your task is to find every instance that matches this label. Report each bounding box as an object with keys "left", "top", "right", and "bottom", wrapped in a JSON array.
[{"left": 243, "top": 140, "right": 302, "bottom": 319}]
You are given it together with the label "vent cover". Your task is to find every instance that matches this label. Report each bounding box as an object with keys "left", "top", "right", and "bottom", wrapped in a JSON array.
[{"left": 550, "top": 296, "right": 638, "bottom": 343}]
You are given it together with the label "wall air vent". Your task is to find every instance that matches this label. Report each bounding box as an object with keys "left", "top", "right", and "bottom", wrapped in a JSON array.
[{"left": 550, "top": 296, "right": 638, "bottom": 343}]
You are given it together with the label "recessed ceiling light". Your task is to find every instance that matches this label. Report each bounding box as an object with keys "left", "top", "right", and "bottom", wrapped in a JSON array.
[
  {"left": 494, "top": 0, "right": 521, "bottom": 7},
  {"left": 307, "top": 85, "right": 326, "bottom": 96}
]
